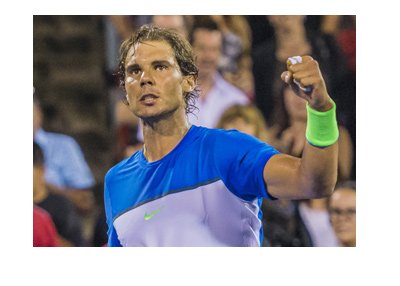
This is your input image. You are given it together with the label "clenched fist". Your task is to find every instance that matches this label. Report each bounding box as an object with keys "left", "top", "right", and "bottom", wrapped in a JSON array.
[{"left": 281, "top": 55, "right": 334, "bottom": 112}]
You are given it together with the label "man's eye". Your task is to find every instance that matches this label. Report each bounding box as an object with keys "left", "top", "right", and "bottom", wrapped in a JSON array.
[
  {"left": 131, "top": 69, "right": 141, "bottom": 75},
  {"left": 155, "top": 65, "right": 167, "bottom": 71},
  {"left": 127, "top": 68, "right": 141, "bottom": 75}
]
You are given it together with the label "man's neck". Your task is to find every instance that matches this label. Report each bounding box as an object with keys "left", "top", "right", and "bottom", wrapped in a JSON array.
[{"left": 142, "top": 114, "right": 190, "bottom": 162}]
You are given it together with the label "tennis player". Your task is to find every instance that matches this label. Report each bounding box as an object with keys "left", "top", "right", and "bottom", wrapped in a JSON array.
[{"left": 104, "top": 25, "right": 339, "bottom": 246}]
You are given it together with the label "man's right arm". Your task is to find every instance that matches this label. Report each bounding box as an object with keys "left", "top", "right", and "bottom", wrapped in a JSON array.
[{"left": 262, "top": 55, "right": 339, "bottom": 200}]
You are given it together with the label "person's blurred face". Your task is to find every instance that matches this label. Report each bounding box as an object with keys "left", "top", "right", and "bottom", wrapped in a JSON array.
[
  {"left": 152, "top": 16, "right": 188, "bottom": 39},
  {"left": 192, "top": 28, "right": 222, "bottom": 78},
  {"left": 328, "top": 188, "right": 356, "bottom": 246},
  {"left": 124, "top": 40, "right": 192, "bottom": 120},
  {"left": 268, "top": 15, "right": 305, "bottom": 33},
  {"left": 283, "top": 86, "right": 307, "bottom": 122},
  {"left": 33, "top": 102, "right": 42, "bottom": 135},
  {"left": 222, "top": 117, "right": 257, "bottom": 137},
  {"left": 33, "top": 165, "right": 45, "bottom": 199}
]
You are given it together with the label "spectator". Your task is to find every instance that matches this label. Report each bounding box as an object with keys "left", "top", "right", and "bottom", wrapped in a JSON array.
[
  {"left": 328, "top": 181, "right": 356, "bottom": 247},
  {"left": 297, "top": 198, "right": 339, "bottom": 246},
  {"left": 188, "top": 18, "right": 249, "bottom": 128},
  {"left": 33, "top": 205, "right": 59, "bottom": 247},
  {"left": 33, "top": 142, "right": 86, "bottom": 246},
  {"left": 33, "top": 94, "right": 96, "bottom": 215},
  {"left": 320, "top": 15, "right": 356, "bottom": 178},
  {"left": 209, "top": 15, "right": 254, "bottom": 97},
  {"left": 216, "top": 104, "right": 274, "bottom": 146},
  {"left": 318, "top": 15, "right": 356, "bottom": 74}
]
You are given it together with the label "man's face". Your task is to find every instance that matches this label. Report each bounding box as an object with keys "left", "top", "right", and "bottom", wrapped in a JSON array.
[
  {"left": 192, "top": 29, "right": 222, "bottom": 78},
  {"left": 124, "top": 40, "right": 189, "bottom": 120},
  {"left": 329, "top": 188, "right": 356, "bottom": 246}
]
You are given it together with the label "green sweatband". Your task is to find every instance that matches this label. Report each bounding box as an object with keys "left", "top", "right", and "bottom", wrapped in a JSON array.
[{"left": 306, "top": 102, "right": 339, "bottom": 147}]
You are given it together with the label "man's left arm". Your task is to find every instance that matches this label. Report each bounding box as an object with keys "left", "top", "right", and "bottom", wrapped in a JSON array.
[{"left": 263, "top": 56, "right": 339, "bottom": 200}]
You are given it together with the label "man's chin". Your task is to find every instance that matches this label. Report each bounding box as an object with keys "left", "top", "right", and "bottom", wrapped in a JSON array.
[
  {"left": 134, "top": 107, "right": 162, "bottom": 118},
  {"left": 137, "top": 109, "right": 174, "bottom": 124}
]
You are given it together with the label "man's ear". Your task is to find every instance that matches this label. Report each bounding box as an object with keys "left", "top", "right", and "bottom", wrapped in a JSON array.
[{"left": 182, "top": 75, "right": 196, "bottom": 93}]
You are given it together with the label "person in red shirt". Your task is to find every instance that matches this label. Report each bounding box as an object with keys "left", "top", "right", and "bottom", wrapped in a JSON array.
[{"left": 33, "top": 205, "right": 59, "bottom": 247}]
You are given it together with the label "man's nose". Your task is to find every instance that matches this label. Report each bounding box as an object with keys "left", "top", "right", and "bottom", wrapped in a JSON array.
[{"left": 140, "top": 70, "right": 154, "bottom": 87}]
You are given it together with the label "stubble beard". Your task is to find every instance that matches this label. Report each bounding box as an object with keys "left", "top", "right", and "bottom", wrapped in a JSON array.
[{"left": 138, "top": 104, "right": 182, "bottom": 128}]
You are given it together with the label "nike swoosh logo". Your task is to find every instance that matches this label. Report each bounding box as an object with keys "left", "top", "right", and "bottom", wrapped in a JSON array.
[{"left": 144, "top": 207, "right": 163, "bottom": 220}]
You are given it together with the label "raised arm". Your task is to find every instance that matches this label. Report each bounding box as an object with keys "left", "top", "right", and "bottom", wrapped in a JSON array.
[{"left": 263, "top": 56, "right": 339, "bottom": 200}]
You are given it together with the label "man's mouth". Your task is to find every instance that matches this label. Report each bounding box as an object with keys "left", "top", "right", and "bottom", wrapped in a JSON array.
[{"left": 140, "top": 94, "right": 159, "bottom": 104}]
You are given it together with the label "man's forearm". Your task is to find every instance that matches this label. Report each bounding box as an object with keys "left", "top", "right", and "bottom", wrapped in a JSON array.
[{"left": 298, "top": 141, "right": 338, "bottom": 198}]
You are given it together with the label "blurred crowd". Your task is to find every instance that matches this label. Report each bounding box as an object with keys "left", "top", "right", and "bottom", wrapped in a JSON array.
[{"left": 33, "top": 15, "right": 356, "bottom": 247}]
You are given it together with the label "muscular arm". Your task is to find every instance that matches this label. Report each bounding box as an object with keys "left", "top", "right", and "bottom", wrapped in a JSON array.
[
  {"left": 263, "top": 56, "right": 339, "bottom": 199},
  {"left": 264, "top": 142, "right": 338, "bottom": 199}
]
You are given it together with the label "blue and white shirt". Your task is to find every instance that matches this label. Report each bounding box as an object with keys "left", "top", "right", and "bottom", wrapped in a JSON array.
[{"left": 104, "top": 125, "right": 279, "bottom": 247}]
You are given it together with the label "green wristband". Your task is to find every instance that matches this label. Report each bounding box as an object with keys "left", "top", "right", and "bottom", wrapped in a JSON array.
[{"left": 306, "top": 102, "right": 339, "bottom": 147}]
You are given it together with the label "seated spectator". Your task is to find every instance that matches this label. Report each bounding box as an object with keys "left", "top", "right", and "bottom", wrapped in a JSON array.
[
  {"left": 33, "top": 205, "right": 59, "bottom": 247},
  {"left": 34, "top": 142, "right": 86, "bottom": 246},
  {"left": 328, "top": 181, "right": 356, "bottom": 247},
  {"left": 33, "top": 94, "right": 96, "bottom": 215}
]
